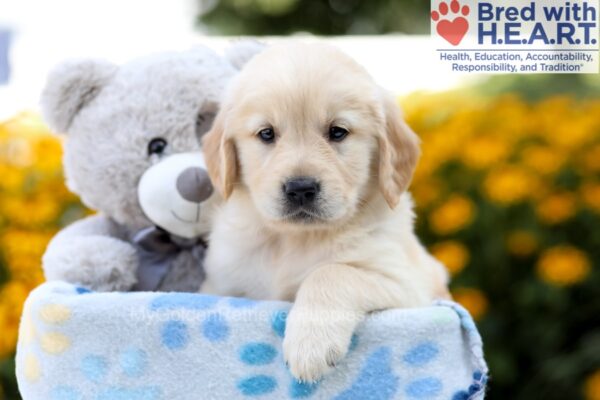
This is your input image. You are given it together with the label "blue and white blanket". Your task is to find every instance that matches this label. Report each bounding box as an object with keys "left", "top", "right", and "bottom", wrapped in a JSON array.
[{"left": 16, "top": 281, "right": 488, "bottom": 399}]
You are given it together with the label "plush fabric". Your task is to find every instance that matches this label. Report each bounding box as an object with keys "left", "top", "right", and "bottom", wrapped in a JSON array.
[
  {"left": 40, "top": 42, "right": 263, "bottom": 293},
  {"left": 16, "top": 281, "right": 488, "bottom": 400}
]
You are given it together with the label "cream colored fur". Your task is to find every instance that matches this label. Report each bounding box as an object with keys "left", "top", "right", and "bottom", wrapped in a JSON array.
[{"left": 202, "top": 42, "right": 450, "bottom": 382}]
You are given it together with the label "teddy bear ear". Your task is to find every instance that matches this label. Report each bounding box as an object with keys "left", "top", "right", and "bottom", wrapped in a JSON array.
[
  {"left": 40, "top": 59, "right": 117, "bottom": 133},
  {"left": 224, "top": 39, "right": 266, "bottom": 70}
]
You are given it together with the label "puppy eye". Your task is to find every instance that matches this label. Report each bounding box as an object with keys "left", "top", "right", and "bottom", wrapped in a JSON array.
[
  {"left": 148, "top": 137, "right": 168, "bottom": 155},
  {"left": 258, "top": 127, "right": 275, "bottom": 144},
  {"left": 329, "top": 126, "right": 349, "bottom": 142}
]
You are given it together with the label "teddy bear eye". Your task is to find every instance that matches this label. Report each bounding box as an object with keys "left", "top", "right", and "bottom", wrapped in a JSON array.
[{"left": 148, "top": 138, "right": 168, "bottom": 155}]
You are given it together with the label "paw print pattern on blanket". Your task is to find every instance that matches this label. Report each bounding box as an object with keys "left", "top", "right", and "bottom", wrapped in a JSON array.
[
  {"left": 18, "top": 286, "right": 161, "bottom": 400},
  {"left": 20, "top": 300, "right": 74, "bottom": 384},
  {"left": 236, "top": 344, "right": 281, "bottom": 395},
  {"left": 236, "top": 309, "right": 321, "bottom": 398},
  {"left": 332, "top": 341, "right": 446, "bottom": 400},
  {"left": 151, "top": 293, "right": 230, "bottom": 350},
  {"left": 150, "top": 297, "right": 323, "bottom": 398},
  {"left": 150, "top": 294, "right": 454, "bottom": 399},
  {"left": 158, "top": 313, "right": 231, "bottom": 350},
  {"left": 150, "top": 293, "right": 286, "bottom": 397},
  {"left": 334, "top": 347, "right": 399, "bottom": 400},
  {"left": 17, "top": 284, "right": 488, "bottom": 400},
  {"left": 215, "top": 306, "right": 287, "bottom": 396},
  {"left": 401, "top": 342, "right": 443, "bottom": 399},
  {"left": 51, "top": 348, "right": 160, "bottom": 400},
  {"left": 48, "top": 288, "right": 161, "bottom": 400}
]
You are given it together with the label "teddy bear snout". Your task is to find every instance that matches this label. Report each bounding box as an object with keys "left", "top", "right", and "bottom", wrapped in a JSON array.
[{"left": 176, "top": 167, "right": 214, "bottom": 203}]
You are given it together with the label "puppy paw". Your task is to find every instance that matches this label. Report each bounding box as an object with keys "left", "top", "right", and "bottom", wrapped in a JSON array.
[{"left": 282, "top": 307, "right": 353, "bottom": 382}]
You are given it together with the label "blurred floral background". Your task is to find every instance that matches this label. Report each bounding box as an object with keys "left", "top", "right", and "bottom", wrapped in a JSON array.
[
  {"left": 0, "top": 114, "right": 89, "bottom": 397},
  {"left": 406, "top": 88, "right": 600, "bottom": 400},
  {"left": 1, "top": 0, "right": 599, "bottom": 399},
  {"left": 1, "top": 85, "right": 599, "bottom": 400}
]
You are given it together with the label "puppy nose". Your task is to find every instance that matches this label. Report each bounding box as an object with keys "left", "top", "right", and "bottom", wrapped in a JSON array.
[
  {"left": 284, "top": 177, "right": 320, "bottom": 206},
  {"left": 176, "top": 167, "right": 213, "bottom": 203}
]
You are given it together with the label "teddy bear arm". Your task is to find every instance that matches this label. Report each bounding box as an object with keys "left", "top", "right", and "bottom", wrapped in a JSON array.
[{"left": 42, "top": 214, "right": 139, "bottom": 291}]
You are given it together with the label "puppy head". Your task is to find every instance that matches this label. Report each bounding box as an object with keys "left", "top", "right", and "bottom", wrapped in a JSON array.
[{"left": 203, "top": 43, "right": 419, "bottom": 230}]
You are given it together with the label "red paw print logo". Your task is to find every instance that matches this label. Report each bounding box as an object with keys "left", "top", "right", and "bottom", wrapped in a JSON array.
[{"left": 431, "top": 0, "right": 470, "bottom": 46}]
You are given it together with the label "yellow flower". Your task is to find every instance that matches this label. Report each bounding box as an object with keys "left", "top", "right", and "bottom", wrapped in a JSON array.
[
  {"left": 581, "top": 181, "right": 600, "bottom": 214},
  {"left": 10, "top": 270, "right": 45, "bottom": 288},
  {"left": 547, "top": 111, "right": 597, "bottom": 151},
  {"left": 536, "top": 192, "right": 577, "bottom": 225},
  {"left": 483, "top": 166, "right": 539, "bottom": 205},
  {"left": 581, "top": 144, "right": 600, "bottom": 173},
  {"left": 537, "top": 245, "right": 591, "bottom": 286},
  {"left": 420, "top": 131, "right": 460, "bottom": 169},
  {"left": 411, "top": 178, "right": 445, "bottom": 209},
  {"left": 585, "top": 370, "right": 600, "bottom": 400},
  {"left": 506, "top": 230, "right": 538, "bottom": 257},
  {"left": 33, "top": 135, "right": 63, "bottom": 172},
  {"left": 0, "top": 164, "right": 25, "bottom": 191},
  {"left": 0, "top": 111, "right": 63, "bottom": 171},
  {"left": 5, "top": 254, "right": 45, "bottom": 286},
  {"left": 462, "top": 136, "right": 509, "bottom": 170},
  {"left": 0, "top": 304, "right": 20, "bottom": 357},
  {"left": 521, "top": 145, "right": 566, "bottom": 175},
  {"left": 429, "top": 194, "right": 475, "bottom": 235},
  {"left": 0, "top": 135, "right": 34, "bottom": 167},
  {"left": 6, "top": 254, "right": 40, "bottom": 272},
  {"left": 2, "top": 195, "right": 61, "bottom": 227},
  {"left": 413, "top": 156, "right": 436, "bottom": 183},
  {"left": 0, "top": 281, "right": 31, "bottom": 357},
  {"left": 2, "top": 111, "right": 50, "bottom": 138},
  {"left": 535, "top": 96, "right": 593, "bottom": 150},
  {"left": 431, "top": 241, "right": 470, "bottom": 276},
  {"left": 1, "top": 229, "right": 53, "bottom": 261},
  {"left": 487, "top": 94, "right": 532, "bottom": 137},
  {"left": 452, "top": 288, "right": 489, "bottom": 321}
]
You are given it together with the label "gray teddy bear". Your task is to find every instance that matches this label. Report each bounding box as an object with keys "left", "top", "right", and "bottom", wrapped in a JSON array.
[{"left": 40, "top": 43, "right": 262, "bottom": 292}]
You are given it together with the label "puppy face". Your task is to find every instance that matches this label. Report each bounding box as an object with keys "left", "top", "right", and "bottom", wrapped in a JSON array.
[{"left": 204, "top": 43, "right": 420, "bottom": 230}]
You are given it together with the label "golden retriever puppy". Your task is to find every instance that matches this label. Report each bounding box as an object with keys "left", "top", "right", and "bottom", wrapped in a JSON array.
[{"left": 201, "top": 42, "right": 450, "bottom": 382}]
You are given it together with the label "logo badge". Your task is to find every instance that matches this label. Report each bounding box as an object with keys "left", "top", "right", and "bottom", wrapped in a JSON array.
[
  {"left": 431, "top": 0, "right": 471, "bottom": 46},
  {"left": 431, "top": 0, "right": 600, "bottom": 73}
]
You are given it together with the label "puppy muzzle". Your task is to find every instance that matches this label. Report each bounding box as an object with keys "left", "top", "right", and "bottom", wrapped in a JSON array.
[{"left": 282, "top": 176, "right": 325, "bottom": 222}]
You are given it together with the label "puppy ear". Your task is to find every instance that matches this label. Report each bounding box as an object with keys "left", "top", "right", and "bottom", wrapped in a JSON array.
[
  {"left": 202, "top": 111, "right": 238, "bottom": 199},
  {"left": 377, "top": 89, "right": 421, "bottom": 209},
  {"left": 41, "top": 59, "right": 117, "bottom": 133}
]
